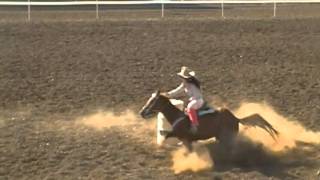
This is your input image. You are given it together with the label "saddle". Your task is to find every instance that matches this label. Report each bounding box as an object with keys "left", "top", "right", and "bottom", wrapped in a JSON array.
[
  {"left": 183, "top": 102, "right": 216, "bottom": 117},
  {"left": 197, "top": 102, "right": 215, "bottom": 116}
]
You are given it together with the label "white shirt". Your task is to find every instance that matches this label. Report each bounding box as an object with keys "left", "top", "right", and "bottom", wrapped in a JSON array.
[{"left": 167, "top": 82, "right": 203, "bottom": 101}]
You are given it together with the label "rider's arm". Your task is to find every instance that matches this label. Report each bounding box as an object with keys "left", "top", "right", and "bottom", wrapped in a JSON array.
[{"left": 167, "top": 83, "right": 184, "bottom": 99}]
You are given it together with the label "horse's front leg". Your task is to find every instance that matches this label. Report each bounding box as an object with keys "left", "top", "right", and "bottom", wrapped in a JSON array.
[
  {"left": 181, "top": 139, "right": 193, "bottom": 152},
  {"left": 160, "top": 130, "right": 176, "bottom": 139}
]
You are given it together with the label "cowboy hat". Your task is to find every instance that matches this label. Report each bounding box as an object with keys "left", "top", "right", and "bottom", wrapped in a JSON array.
[{"left": 177, "top": 66, "right": 196, "bottom": 79}]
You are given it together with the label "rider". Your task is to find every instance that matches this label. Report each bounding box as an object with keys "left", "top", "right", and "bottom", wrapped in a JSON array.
[{"left": 165, "top": 66, "right": 204, "bottom": 134}]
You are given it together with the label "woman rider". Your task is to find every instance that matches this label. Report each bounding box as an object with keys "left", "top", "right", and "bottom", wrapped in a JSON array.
[{"left": 165, "top": 66, "right": 204, "bottom": 134}]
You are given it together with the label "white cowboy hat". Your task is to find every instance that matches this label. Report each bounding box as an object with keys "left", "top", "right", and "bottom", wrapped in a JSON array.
[{"left": 177, "top": 66, "right": 196, "bottom": 79}]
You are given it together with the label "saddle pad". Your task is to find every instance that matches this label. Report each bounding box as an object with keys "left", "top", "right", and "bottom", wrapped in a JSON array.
[{"left": 198, "top": 109, "right": 215, "bottom": 116}]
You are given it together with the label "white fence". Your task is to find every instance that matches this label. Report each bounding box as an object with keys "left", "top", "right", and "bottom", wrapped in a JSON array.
[{"left": 1, "top": 0, "right": 320, "bottom": 20}]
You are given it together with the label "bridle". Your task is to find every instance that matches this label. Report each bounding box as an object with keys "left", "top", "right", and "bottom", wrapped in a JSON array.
[
  {"left": 143, "top": 93, "right": 161, "bottom": 115},
  {"left": 143, "top": 92, "right": 187, "bottom": 128}
]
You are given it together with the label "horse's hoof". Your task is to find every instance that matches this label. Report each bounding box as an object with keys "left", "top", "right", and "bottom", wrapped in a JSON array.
[
  {"left": 160, "top": 130, "right": 169, "bottom": 136},
  {"left": 159, "top": 131, "right": 165, "bottom": 136},
  {"left": 177, "top": 142, "right": 183, "bottom": 146}
]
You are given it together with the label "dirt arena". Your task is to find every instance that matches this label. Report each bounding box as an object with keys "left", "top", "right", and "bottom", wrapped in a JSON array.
[{"left": 1, "top": 5, "right": 320, "bottom": 180}]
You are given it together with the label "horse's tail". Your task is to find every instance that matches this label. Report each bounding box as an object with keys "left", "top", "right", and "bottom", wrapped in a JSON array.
[{"left": 239, "top": 114, "right": 279, "bottom": 140}]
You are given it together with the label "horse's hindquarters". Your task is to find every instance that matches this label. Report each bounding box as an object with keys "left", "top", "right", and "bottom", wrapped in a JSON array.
[{"left": 213, "top": 109, "right": 240, "bottom": 142}]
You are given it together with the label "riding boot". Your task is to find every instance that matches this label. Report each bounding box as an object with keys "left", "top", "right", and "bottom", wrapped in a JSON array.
[
  {"left": 187, "top": 108, "right": 199, "bottom": 134},
  {"left": 190, "top": 124, "right": 198, "bottom": 134}
]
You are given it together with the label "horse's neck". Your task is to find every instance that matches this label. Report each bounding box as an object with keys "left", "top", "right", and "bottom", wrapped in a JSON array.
[{"left": 161, "top": 100, "right": 185, "bottom": 125}]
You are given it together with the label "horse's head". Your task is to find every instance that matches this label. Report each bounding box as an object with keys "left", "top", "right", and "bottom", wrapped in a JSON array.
[{"left": 139, "top": 90, "right": 169, "bottom": 119}]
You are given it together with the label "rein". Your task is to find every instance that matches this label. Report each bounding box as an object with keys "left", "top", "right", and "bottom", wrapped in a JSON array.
[
  {"left": 161, "top": 99, "right": 186, "bottom": 129},
  {"left": 172, "top": 117, "right": 186, "bottom": 129}
]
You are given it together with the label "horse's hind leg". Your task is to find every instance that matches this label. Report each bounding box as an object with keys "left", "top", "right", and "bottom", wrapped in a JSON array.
[
  {"left": 218, "top": 129, "right": 237, "bottom": 150},
  {"left": 218, "top": 116, "right": 238, "bottom": 146}
]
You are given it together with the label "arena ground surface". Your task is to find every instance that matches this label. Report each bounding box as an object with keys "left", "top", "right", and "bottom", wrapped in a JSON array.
[{"left": 0, "top": 4, "right": 320, "bottom": 179}]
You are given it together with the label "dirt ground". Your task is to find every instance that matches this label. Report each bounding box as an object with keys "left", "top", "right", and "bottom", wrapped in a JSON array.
[{"left": 0, "top": 5, "right": 320, "bottom": 180}]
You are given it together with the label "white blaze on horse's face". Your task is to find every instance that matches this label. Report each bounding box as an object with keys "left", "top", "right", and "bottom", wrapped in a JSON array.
[{"left": 140, "top": 92, "right": 160, "bottom": 118}]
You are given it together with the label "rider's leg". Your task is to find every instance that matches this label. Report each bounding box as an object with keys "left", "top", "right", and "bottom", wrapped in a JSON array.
[
  {"left": 187, "top": 99, "right": 203, "bottom": 126},
  {"left": 187, "top": 100, "right": 204, "bottom": 134},
  {"left": 187, "top": 108, "right": 199, "bottom": 126}
]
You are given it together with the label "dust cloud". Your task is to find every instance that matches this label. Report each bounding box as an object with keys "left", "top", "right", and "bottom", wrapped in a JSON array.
[
  {"left": 75, "top": 110, "right": 138, "bottom": 130},
  {"left": 171, "top": 147, "right": 213, "bottom": 174},
  {"left": 74, "top": 109, "right": 156, "bottom": 140},
  {"left": 235, "top": 102, "right": 320, "bottom": 152}
]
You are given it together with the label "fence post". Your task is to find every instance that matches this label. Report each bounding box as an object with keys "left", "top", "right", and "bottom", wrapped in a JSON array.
[
  {"left": 221, "top": 0, "right": 224, "bottom": 18},
  {"left": 96, "top": 0, "right": 99, "bottom": 19},
  {"left": 273, "top": 0, "right": 276, "bottom": 17},
  {"left": 28, "top": 0, "right": 30, "bottom": 21},
  {"left": 161, "top": 3, "right": 164, "bottom": 18}
]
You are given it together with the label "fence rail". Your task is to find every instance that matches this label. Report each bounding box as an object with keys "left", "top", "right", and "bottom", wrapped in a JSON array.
[{"left": 1, "top": 0, "right": 320, "bottom": 20}]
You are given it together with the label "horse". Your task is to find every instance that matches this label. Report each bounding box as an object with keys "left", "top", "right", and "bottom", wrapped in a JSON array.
[{"left": 139, "top": 90, "right": 279, "bottom": 151}]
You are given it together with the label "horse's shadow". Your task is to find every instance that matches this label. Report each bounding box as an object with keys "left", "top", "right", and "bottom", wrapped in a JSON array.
[{"left": 200, "top": 135, "right": 319, "bottom": 179}]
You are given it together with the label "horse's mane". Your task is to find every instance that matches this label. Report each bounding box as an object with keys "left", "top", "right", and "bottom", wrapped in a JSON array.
[
  {"left": 158, "top": 93, "right": 172, "bottom": 105},
  {"left": 158, "top": 93, "right": 185, "bottom": 114}
]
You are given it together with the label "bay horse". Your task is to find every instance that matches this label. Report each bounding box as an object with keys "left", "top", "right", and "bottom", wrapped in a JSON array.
[{"left": 140, "top": 90, "right": 278, "bottom": 151}]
